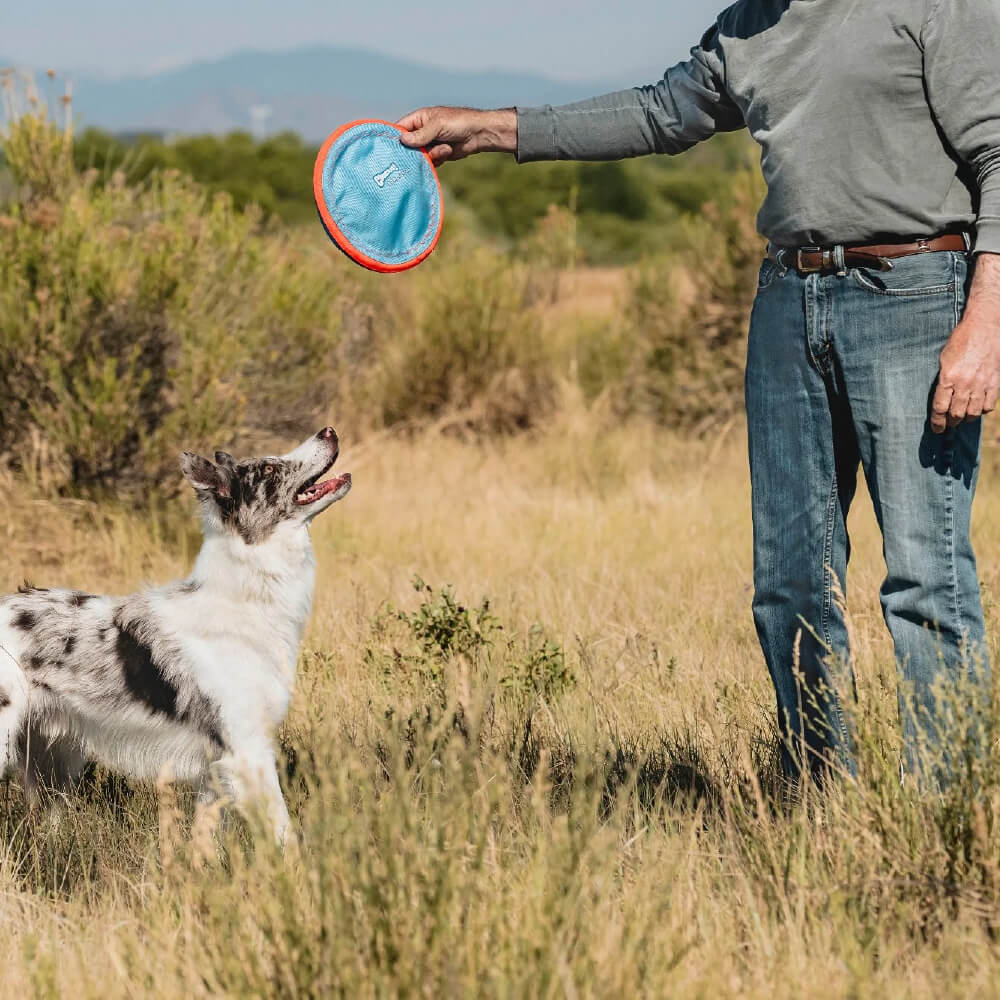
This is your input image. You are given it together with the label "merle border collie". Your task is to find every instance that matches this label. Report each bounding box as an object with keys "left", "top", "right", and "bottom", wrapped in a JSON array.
[{"left": 0, "top": 427, "right": 351, "bottom": 844}]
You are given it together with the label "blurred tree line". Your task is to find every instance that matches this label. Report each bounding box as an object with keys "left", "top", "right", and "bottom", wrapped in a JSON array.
[{"left": 71, "top": 127, "right": 756, "bottom": 264}]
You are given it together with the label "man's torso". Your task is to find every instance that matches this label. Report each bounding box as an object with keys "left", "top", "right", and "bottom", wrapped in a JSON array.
[{"left": 716, "top": 0, "right": 976, "bottom": 247}]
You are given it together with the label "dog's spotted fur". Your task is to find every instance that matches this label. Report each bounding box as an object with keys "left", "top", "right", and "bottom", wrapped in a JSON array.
[{"left": 0, "top": 428, "right": 351, "bottom": 843}]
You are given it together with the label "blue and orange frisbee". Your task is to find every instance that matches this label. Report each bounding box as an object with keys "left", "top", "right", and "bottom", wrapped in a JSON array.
[{"left": 313, "top": 119, "right": 444, "bottom": 273}]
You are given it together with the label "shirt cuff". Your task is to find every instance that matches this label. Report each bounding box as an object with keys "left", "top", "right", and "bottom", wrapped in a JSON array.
[
  {"left": 515, "top": 107, "right": 557, "bottom": 163},
  {"left": 974, "top": 217, "right": 1000, "bottom": 255}
]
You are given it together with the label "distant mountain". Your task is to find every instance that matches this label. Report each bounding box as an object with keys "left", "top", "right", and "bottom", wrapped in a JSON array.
[{"left": 3, "top": 47, "right": 633, "bottom": 141}]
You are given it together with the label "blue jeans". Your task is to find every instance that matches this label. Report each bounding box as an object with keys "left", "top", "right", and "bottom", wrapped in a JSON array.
[{"left": 746, "top": 249, "right": 988, "bottom": 779}]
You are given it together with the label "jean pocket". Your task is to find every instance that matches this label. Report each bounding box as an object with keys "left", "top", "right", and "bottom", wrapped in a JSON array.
[{"left": 850, "top": 251, "right": 963, "bottom": 297}]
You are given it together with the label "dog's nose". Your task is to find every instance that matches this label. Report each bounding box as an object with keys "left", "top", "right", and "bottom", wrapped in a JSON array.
[{"left": 317, "top": 426, "right": 337, "bottom": 444}]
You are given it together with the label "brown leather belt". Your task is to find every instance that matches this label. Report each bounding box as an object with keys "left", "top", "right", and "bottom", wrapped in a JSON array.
[{"left": 768, "top": 234, "right": 968, "bottom": 275}]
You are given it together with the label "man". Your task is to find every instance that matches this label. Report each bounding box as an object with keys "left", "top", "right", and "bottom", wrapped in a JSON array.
[{"left": 397, "top": 1, "right": 1000, "bottom": 780}]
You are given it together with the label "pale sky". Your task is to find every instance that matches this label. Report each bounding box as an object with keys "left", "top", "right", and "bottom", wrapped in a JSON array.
[{"left": 4, "top": 0, "right": 724, "bottom": 81}]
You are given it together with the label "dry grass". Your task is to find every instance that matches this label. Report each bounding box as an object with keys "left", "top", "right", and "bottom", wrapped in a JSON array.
[
  {"left": 5, "top": 75, "right": 1000, "bottom": 1000},
  {"left": 1, "top": 413, "right": 1000, "bottom": 997}
]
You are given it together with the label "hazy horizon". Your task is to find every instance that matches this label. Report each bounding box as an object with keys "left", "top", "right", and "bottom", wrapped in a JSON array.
[{"left": 5, "top": 0, "right": 725, "bottom": 83}]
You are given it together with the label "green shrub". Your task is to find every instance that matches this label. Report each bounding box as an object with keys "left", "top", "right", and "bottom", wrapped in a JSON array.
[
  {"left": 73, "top": 128, "right": 320, "bottom": 225},
  {"left": 499, "top": 623, "right": 574, "bottom": 704},
  {"left": 365, "top": 241, "right": 558, "bottom": 432},
  {"left": 0, "top": 109, "right": 345, "bottom": 495},
  {"left": 367, "top": 577, "right": 574, "bottom": 706},
  {"left": 624, "top": 168, "right": 766, "bottom": 433},
  {"left": 394, "top": 576, "right": 502, "bottom": 677}
]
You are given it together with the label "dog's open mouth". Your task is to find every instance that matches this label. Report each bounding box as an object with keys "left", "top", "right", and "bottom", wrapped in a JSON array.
[{"left": 295, "top": 465, "right": 352, "bottom": 506}]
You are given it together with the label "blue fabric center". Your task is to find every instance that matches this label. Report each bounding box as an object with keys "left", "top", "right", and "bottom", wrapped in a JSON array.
[{"left": 319, "top": 123, "right": 440, "bottom": 266}]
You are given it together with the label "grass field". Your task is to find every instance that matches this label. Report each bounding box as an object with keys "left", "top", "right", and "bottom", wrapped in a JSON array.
[
  {"left": 3, "top": 411, "right": 1000, "bottom": 997},
  {"left": 5, "top": 85, "right": 1000, "bottom": 999}
]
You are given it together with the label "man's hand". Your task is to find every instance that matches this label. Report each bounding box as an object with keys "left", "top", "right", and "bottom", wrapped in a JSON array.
[
  {"left": 396, "top": 107, "right": 517, "bottom": 166},
  {"left": 931, "top": 253, "right": 1000, "bottom": 433}
]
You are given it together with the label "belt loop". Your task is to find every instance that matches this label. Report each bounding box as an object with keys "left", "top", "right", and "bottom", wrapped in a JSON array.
[
  {"left": 962, "top": 231, "right": 972, "bottom": 253},
  {"left": 833, "top": 244, "right": 847, "bottom": 277}
]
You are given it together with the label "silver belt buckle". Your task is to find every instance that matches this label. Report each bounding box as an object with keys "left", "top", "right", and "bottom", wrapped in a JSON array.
[{"left": 797, "top": 246, "right": 828, "bottom": 274}]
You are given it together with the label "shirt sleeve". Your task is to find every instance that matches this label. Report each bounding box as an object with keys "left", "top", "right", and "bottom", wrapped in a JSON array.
[
  {"left": 923, "top": 0, "right": 1000, "bottom": 254},
  {"left": 515, "top": 24, "right": 745, "bottom": 163}
]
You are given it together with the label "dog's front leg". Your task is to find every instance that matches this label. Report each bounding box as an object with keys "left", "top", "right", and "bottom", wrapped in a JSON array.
[
  {"left": 256, "top": 760, "right": 292, "bottom": 848},
  {"left": 206, "top": 751, "right": 291, "bottom": 848},
  {"left": 191, "top": 770, "right": 229, "bottom": 862}
]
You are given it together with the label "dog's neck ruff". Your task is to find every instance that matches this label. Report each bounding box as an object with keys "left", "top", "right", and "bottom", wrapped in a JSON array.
[{"left": 190, "top": 524, "right": 316, "bottom": 672}]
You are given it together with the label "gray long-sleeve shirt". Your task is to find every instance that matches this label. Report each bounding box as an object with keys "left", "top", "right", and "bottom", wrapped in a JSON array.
[{"left": 516, "top": 0, "right": 1000, "bottom": 254}]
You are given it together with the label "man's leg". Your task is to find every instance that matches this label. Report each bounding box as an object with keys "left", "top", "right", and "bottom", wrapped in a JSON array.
[
  {"left": 834, "top": 252, "right": 989, "bottom": 774},
  {"left": 746, "top": 264, "right": 859, "bottom": 780}
]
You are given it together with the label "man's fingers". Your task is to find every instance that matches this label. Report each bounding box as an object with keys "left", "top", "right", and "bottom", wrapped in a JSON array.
[
  {"left": 985, "top": 386, "right": 1000, "bottom": 415},
  {"left": 427, "top": 144, "right": 454, "bottom": 165},
  {"left": 947, "top": 387, "right": 972, "bottom": 428},
  {"left": 396, "top": 110, "right": 428, "bottom": 132},
  {"left": 397, "top": 107, "right": 444, "bottom": 149},
  {"left": 399, "top": 124, "right": 438, "bottom": 149},
  {"left": 966, "top": 390, "right": 987, "bottom": 420},
  {"left": 930, "top": 382, "right": 954, "bottom": 434}
]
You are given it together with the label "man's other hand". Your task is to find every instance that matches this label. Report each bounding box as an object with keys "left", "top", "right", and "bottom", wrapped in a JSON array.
[
  {"left": 396, "top": 107, "right": 517, "bottom": 165},
  {"left": 931, "top": 253, "right": 1000, "bottom": 433}
]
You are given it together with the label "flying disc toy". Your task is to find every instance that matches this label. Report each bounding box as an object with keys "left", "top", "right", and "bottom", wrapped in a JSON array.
[{"left": 313, "top": 119, "right": 444, "bottom": 273}]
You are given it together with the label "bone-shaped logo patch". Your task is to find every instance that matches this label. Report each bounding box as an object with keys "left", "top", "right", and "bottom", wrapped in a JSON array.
[{"left": 374, "top": 163, "right": 401, "bottom": 188}]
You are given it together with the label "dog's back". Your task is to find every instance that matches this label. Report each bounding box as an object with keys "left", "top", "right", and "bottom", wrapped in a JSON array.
[{"left": 0, "top": 585, "right": 227, "bottom": 782}]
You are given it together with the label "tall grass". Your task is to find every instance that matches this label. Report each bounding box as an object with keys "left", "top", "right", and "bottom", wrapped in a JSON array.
[{"left": 1, "top": 423, "right": 1000, "bottom": 996}]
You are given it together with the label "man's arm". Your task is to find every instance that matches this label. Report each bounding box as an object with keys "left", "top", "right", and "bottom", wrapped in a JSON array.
[
  {"left": 398, "top": 22, "right": 743, "bottom": 166},
  {"left": 396, "top": 107, "right": 518, "bottom": 165},
  {"left": 922, "top": 0, "right": 1000, "bottom": 432}
]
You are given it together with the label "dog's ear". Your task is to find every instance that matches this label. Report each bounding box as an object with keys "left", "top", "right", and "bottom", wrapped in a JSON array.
[
  {"left": 180, "top": 452, "right": 233, "bottom": 499},
  {"left": 214, "top": 451, "right": 236, "bottom": 469}
]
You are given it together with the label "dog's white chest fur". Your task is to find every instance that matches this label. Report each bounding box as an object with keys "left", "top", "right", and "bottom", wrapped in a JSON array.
[{"left": 184, "top": 527, "right": 316, "bottom": 724}]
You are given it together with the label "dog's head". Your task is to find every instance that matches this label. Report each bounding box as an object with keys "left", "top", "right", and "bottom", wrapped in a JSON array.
[{"left": 179, "top": 427, "right": 352, "bottom": 544}]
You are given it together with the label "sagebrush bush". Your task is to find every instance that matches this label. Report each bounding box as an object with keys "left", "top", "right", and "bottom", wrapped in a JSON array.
[
  {"left": 365, "top": 241, "right": 558, "bottom": 433},
  {"left": 625, "top": 168, "right": 766, "bottom": 433},
  {"left": 1, "top": 89, "right": 571, "bottom": 492},
  {"left": 0, "top": 102, "right": 346, "bottom": 494},
  {"left": 1, "top": 71, "right": 769, "bottom": 499}
]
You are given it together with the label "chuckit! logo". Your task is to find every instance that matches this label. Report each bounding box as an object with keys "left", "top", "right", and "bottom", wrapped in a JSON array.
[{"left": 374, "top": 163, "right": 402, "bottom": 189}]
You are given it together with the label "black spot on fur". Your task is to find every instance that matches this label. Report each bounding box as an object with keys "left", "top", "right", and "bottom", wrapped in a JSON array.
[
  {"left": 13, "top": 611, "right": 36, "bottom": 631},
  {"left": 178, "top": 581, "right": 201, "bottom": 595},
  {"left": 113, "top": 617, "right": 226, "bottom": 749},
  {"left": 31, "top": 680, "right": 53, "bottom": 694},
  {"left": 0, "top": 693, "right": 10, "bottom": 709},
  {"left": 69, "top": 593, "right": 94, "bottom": 607},
  {"left": 27, "top": 655, "right": 46, "bottom": 671},
  {"left": 115, "top": 624, "right": 179, "bottom": 718},
  {"left": 98, "top": 627, "right": 110, "bottom": 642},
  {"left": 63, "top": 635, "right": 76, "bottom": 655}
]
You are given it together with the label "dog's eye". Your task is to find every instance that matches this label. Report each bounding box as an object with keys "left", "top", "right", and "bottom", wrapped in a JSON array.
[{"left": 263, "top": 465, "right": 275, "bottom": 476}]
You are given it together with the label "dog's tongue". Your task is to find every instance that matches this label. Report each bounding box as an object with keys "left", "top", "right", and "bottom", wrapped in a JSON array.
[{"left": 295, "top": 473, "right": 351, "bottom": 506}]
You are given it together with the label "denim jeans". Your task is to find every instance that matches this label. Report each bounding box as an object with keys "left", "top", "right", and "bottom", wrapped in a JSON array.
[{"left": 746, "top": 249, "right": 988, "bottom": 779}]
